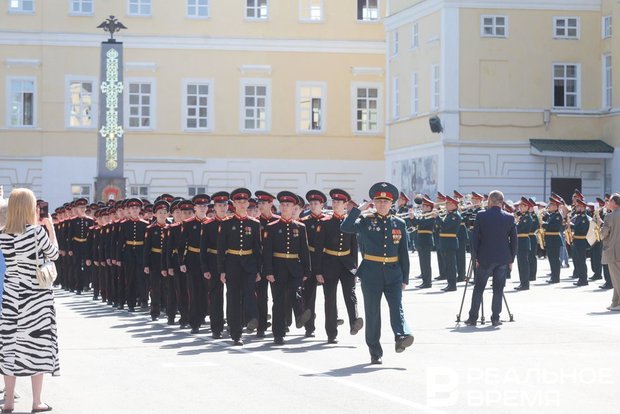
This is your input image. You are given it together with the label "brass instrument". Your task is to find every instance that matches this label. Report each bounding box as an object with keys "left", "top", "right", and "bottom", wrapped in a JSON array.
[{"left": 536, "top": 208, "right": 546, "bottom": 249}]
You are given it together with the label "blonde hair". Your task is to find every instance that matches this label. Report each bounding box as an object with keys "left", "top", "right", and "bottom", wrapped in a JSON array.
[
  {"left": 0, "top": 198, "right": 8, "bottom": 229},
  {"left": 3, "top": 188, "right": 37, "bottom": 234}
]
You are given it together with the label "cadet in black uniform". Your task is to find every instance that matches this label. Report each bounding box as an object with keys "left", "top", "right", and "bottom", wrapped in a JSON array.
[
  {"left": 165, "top": 200, "right": 190, "bottom": 327},
  {"left": 411, "top": 196, "right": 436, "bottom": 288},
  {"left": 180, "top": 195, "right": 210, "bottom": 334},
  {"left": 314, "top": 189, "right": 363, "bottom": 343},
  {"left": 439, "top": 196, "right": 461, "bottom": 291},
  {"left": 262, "top": 191, "right": 312, "bottom": 345},
  {"left": 144, "top": 200, "right": 170, "bottom": 321},
  {"left": 67, "top": 198, "right": 94, "bottom": 294},
  {"left": 200, "top": 192, "right": 229, "bottom": 338},
  {"left": 515, "top": 197, "right": 533, "bottom": 290},
  {"left": 571, "top": 199, "right": 590, "bottom": 286},
  {"left": 255, "top": 190, "right": 279, "bottom": 337},
  {"left": 300, "top": 189, "right": 327, "bottom": 338},
  {"left": 218, "top": 188, "right": 262, "bottom": 346}
]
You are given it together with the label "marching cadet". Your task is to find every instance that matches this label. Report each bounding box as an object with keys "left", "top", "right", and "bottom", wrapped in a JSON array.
[
  {"left": 527, "top": 198, "right": 539, "bottom": 282},
  {"left": 110, "top": 200, "right": 127, "bottom": 309},
  {"left": 515, "top": 197, "right": 533, "bottom": 290},
  {"left": 255, "top": 190, "right": 279, "bottom": 337},
  {"left": 300, "top": 189, "right": 327, "bottom": 338},
  {"left": 67, "top": 198, "right": 94, "bottom": 295},
  {"left": 543, "top": 197, "right": 564, "bottom": 284},
  {"left": 116, "top": 198, "right": 149, "bottom": 312},
  {"left": 571, "top": 198, "right": 590, "bottom": 287},
  {"left": 341, "top": 182, "right": 413, "bottom": 365},
  {"left": 439, "top": 196, "right": 462, "bottom": 292},
  {"left": 165, "top": 200, "right": 190, "bottom": 327},
  {"left": 410, "top": 196, "right": 435, "bottom": 289},
  {"left": 262, "top": 191, "right": 312, "bottom": 345},
  {"left": 98, "top": 208, "right": 112, "bottom": 304},
  {"left": 218, "top": 188, "right": 261, "bottom": 346},
  {"left": 314, "top": 189, "right": 363, "bottom": 343},
  {"left": 453, "top": 191, "right": 469, "bottom": 282},
  {"left": 144, "top": 200, "right": 170, "bottom": 321},
  {"left": 201, "top": 192, "right": 229, "bottom": 338},
  {"left": 434, "top": 192, "right": 447, "bottom": 281},
  {"left": 180, "top": 195, "right": 210, "bottom": 334},
  {"left": 55, "top": 206, "right": 68, "bottom": 289},
  {"left": 86, "top": 209, "right": 103, "bottom": 300}
]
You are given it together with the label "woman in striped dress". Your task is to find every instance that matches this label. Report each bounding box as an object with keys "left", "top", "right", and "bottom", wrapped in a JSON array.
[{"left": 0, "top": 189, "right": 58, "bottom": 414}]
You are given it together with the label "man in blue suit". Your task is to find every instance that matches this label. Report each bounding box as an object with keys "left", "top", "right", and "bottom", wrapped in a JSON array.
[{"left": 465, "top": 190, "right": 517, "bottom": 327}]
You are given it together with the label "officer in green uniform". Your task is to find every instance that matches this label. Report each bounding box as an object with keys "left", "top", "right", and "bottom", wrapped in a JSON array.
[
  {"left": 453, "top": 191, "right": 469, "bottom": 282},
  {"left": 571, "top": 198, "right": 590, "bottom": 286},
  {"left": 434, "top": 192, "right": 447, "bottom": 281},
  {"left": 515, "top": 197, "right": 533, "bottom": 290},
  {"left": 439, "top": 196, "right": 461, "bottom": 292},
  {"left": 410, "top": 196, "right": 435, "bottom": 288},
  {"left": 341, "top": 182, "right": 413, "bottom": 365},
  {"left": 527, "top": 198, "right": 539, "bottom": 282},
  {"left": 543, "top": 197, "right": 564, "bottom": 284}
]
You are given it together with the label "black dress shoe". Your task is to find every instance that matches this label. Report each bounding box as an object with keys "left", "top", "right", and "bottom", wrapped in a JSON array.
[
  {"left": 233, "top": 339, "right": 244, "bottom": 346},
  {"left": 574, "top": 281, "right": 589, "bottom": 287},
  {"left": 327, "top": 337, "right": 338, "bottom": 344},
  {"left": 395, "top": 334, "right": 414, "bottom": 353},
  {"left": 441, "top": 285, "right": 456, "bottom": 292},
  {"left": 350, "top": 317, "right": 363, "bottom": 335},
  {"left": 463, "top": 319, "right": 477, "bottom": 326},
  {"left": 274, "top": 337, "right": 284, "bottom": 345},
  {"left": 128, "top": 307, "right": 135, "bottom": 312},
  {"left": 295, "top": 309, "right": 312, "bottom": 328},
  {"left": 589, "top": 275, "right": 602, "bottom": 281},
  {"left": 416, "top": 283, "right": 432, "bottom": 289},
  {"left": 212, "top": 332, "right": 222, "bottom": 339},
  {"left": 246, "top": 318, "right": 258, "bottom": 333},
  {"left": 190, "top": 327, "right": 199, "bottom": 334},
  {"left": 151, "top": 315, "right": 158, "bottom": 321},
  {"left": 434, "top": 275, "right": 447, "bottom": 280},
  {"left": 370, "top": 356, "right": 382, "bottom": 365},
  {"left": 256, "top": 330, "right": 265, "bottom": 338},
  {"left": 546, "top": 279, "right": 559, "bottom": 284},
  {"left": 337, "top": 319, "right": 344, "bottom": 326},
  {"left": 514, "top": 285, "right": 529, "bottom": 291},
  {"left": 600, "top": 283, "right": 613, "bottom": 289},
  {"left": 167, "top": 318, "right": 175, "bottom": 326},
  {"left": 456, "top": 277, "right": 465, "bottom": 282},
  {"left": 304, "top": 330, "right": 315, "bottom": 338},
  {"left": 491, "top": 320, "right": 503, "bottom": 327}
]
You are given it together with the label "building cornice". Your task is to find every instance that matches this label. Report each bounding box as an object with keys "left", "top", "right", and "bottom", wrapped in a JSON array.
[
  {"left": 385, "top": 0, "right": 601, "bottom": 30},
  {"left": 0, "top": 31, "right": 385, "bottom": 55}
]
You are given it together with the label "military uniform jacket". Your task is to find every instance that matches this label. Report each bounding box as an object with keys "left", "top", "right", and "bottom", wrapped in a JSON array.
[
  {"left": 571, "top": 212, "right": 590, "bottom": 246},
  {"left": 217, "top": 214, "right": 261, "bottom": 275},
  {"left": 439, "top": 211, "right": 462, "bottom": 251},
  {"left": 300, "top": 213, "right": 325, "bottom": 271},
  {"left": 86, "top": 224, "right": 99, "bottom": 262},
  {"left": 68, "top": 216, "right": 95, "bottom": 257},
  {"left": 341, "top": 208, "right": 410, "bottom": 285},
  {"left": 55, "top": 220, "right": 66, "bottom": 252},
  {"left": 516, "top": 213, "right": 532, "bottom": 252},
  {"left": 108, "top": 219, "right": 123, "bottom": 261},
  {"left": 100, "top": 223, "right": 112, "bottom": 262},
  {"left": 164, "top": 222, "right": 182, "bottom": 270},
  {"left": 179, "top": 217, "right": 207, "bottom": 266},
  {"left": 457, "top": 211, "right": 469, "bottom": 242},
  {"left": 313, "top": 214, "right": 358, "bottom": 275},
  {"left": 116, "top": 218, "right": 149, "bottom": 262},
  {"left": 529, "top": 213, "right": 539, "bottom": 250},
  {"left": 143, "top": 222, "right": 167, "bottom": 268},
  {"left": 262, "top": 218, "right": 311, "bottom": 279},
  {"left": 411, "top": 216, "right": 435, "bottom": 248},
  {"left": 542, "top": 212, "right": 563, "bottom": 247},
  {"left": 200, "top": 217, "right": 227, "bottom": 276}
]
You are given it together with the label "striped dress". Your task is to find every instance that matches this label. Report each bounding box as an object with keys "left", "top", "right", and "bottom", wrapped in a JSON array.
[{"left": 0, "top": 225, "right": 60, "bottom": 377}]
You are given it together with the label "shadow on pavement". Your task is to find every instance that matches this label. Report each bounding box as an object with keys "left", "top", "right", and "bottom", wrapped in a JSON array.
[{"left": 301, "top": 363, "right": 406, "bottom": 377}]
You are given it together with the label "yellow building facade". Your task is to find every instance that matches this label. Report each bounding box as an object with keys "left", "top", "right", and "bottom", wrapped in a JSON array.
[
  {"left": 0, "top": 0, "right": 387, "bottom": 206},
  {"left": 385, "top": 0, "right": 618, "bottom": 202}
]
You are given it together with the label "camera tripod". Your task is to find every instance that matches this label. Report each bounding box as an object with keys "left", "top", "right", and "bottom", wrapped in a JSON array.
[{"left": 455, "top": 257, "right": 514, "bottom": 324}]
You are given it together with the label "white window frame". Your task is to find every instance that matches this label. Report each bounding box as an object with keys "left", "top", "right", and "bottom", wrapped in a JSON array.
[
  {"left": 71, "top": 184, "right": 92, "bottom": 200},
  {"left": 186, "top": 0, "right": 209, "bottom": 19},
  {"left": 69, "top": 0, "right": 93, "bottom": 15},
  {"left": 431, "top": 64, "right": 440, "bottom": 111},
  {"left": 299, "top": 0, "right": 323, "bottom": 22},
  {"left": 296, "top": 81, "right": 326, "bottom": 134},
  {"left": 125, "top": 77, "right": 156, "bottom": 130},
  {"left": 356, "top": 0, "right": 380, "bottom": 23},
  {"left": 188, "top": 185, "right": 207, "bottom": 197},
  {"left": 182, "top": 79, "right": 214, "bottom": 132},
  {"left": 127, "top": 0, "right": 151, "bottom": 17},
  {"left": 245, "top": 0, "right": 269, "bottom": 20},
  {"left": 410, "top": 72, "right": 419, "bottom": 116},
  {"left": 8, "top": 0, "right": 34, "bottom": 13},
  {"left": 240, "top": 78, "right": 271, "bottom": 133},
  {"left": 602, "top": 15, "right": 612, "bottom": 39},
  {"left": 480, "top": 15, "right": 508, "bottom": 38},
  {"left": 411, "top": 22, "right": 419, "bottom": 50},
  {"left": 392, "top": 77, "right": 400, "bottom": 120},
  {"left": 351, "top": 82, "right": 382, "bottom": 135},
  {"left": 553, "top": 16, "right": 579, "bottom": 39},
  {"left": 552, "top": 63, "right": 580, "bottom": 109},
  {"left": 65, "top": 75, "right": 97, "bottom": 129},
  {"left": 129, "top": 185, "right": 149, "bottom": 199},
  {"left": 603, "top": 54, "right": 612, "bottom": 109},
  {"left": 6, "top": 76, "right": 37, "bottom": 128}
]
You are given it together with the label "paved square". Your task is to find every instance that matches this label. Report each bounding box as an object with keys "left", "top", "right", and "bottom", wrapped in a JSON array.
[{"left": 5, "top": 253, "right": 618, "bottom": 414}]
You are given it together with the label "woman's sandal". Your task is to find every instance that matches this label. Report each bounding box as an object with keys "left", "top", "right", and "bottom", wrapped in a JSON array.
[{"left": 31, "top": 403, "right": 52, "bottom": 413}]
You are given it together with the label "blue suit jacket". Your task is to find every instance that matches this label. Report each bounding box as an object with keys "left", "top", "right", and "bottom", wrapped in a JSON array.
[{"left": 471, "top": 206, "right": 518, "bottom": 267}]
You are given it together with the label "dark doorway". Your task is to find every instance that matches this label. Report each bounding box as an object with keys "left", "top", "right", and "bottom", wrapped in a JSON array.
[{"left": 551, "top": 178, "right": 581, "bottom": 203}]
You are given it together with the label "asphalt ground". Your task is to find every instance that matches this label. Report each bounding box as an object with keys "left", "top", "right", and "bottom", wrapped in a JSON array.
[{"left": 3, "top": 252, "right": 618, "bottom": 414}]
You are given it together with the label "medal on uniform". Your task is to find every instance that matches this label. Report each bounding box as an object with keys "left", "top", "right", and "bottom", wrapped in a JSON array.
[
  {"left": 245, "top": 226, "right": 252, "bottom": 235},
  {"left": 293, "top": 229, "right": 299, "bottom": 238},
  {"left": 392, "top": 229, "right": 402, "bottom": 244}
]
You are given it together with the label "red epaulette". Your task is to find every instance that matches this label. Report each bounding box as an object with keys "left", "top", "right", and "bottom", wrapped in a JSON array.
[
  {"left": 183, "top": 217, "right": 196, "bottom": 223},
  {"left": 85, "top": 215, "right": 94, "bottom": 221},
  {"left": 293, "top": 220, "right": 306, "bottom": 227},
  {"left": 169, "top": 222, "right": 181, "bottom": 227},
  {"left": 247, "top": 217, "right": 259, "bottom": 223},
  {"left": 267, "top": 220, "right": 280, "bottom": 227},
  {"left": 140, "top": 219, "right": 149, "bottom": 225}
]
